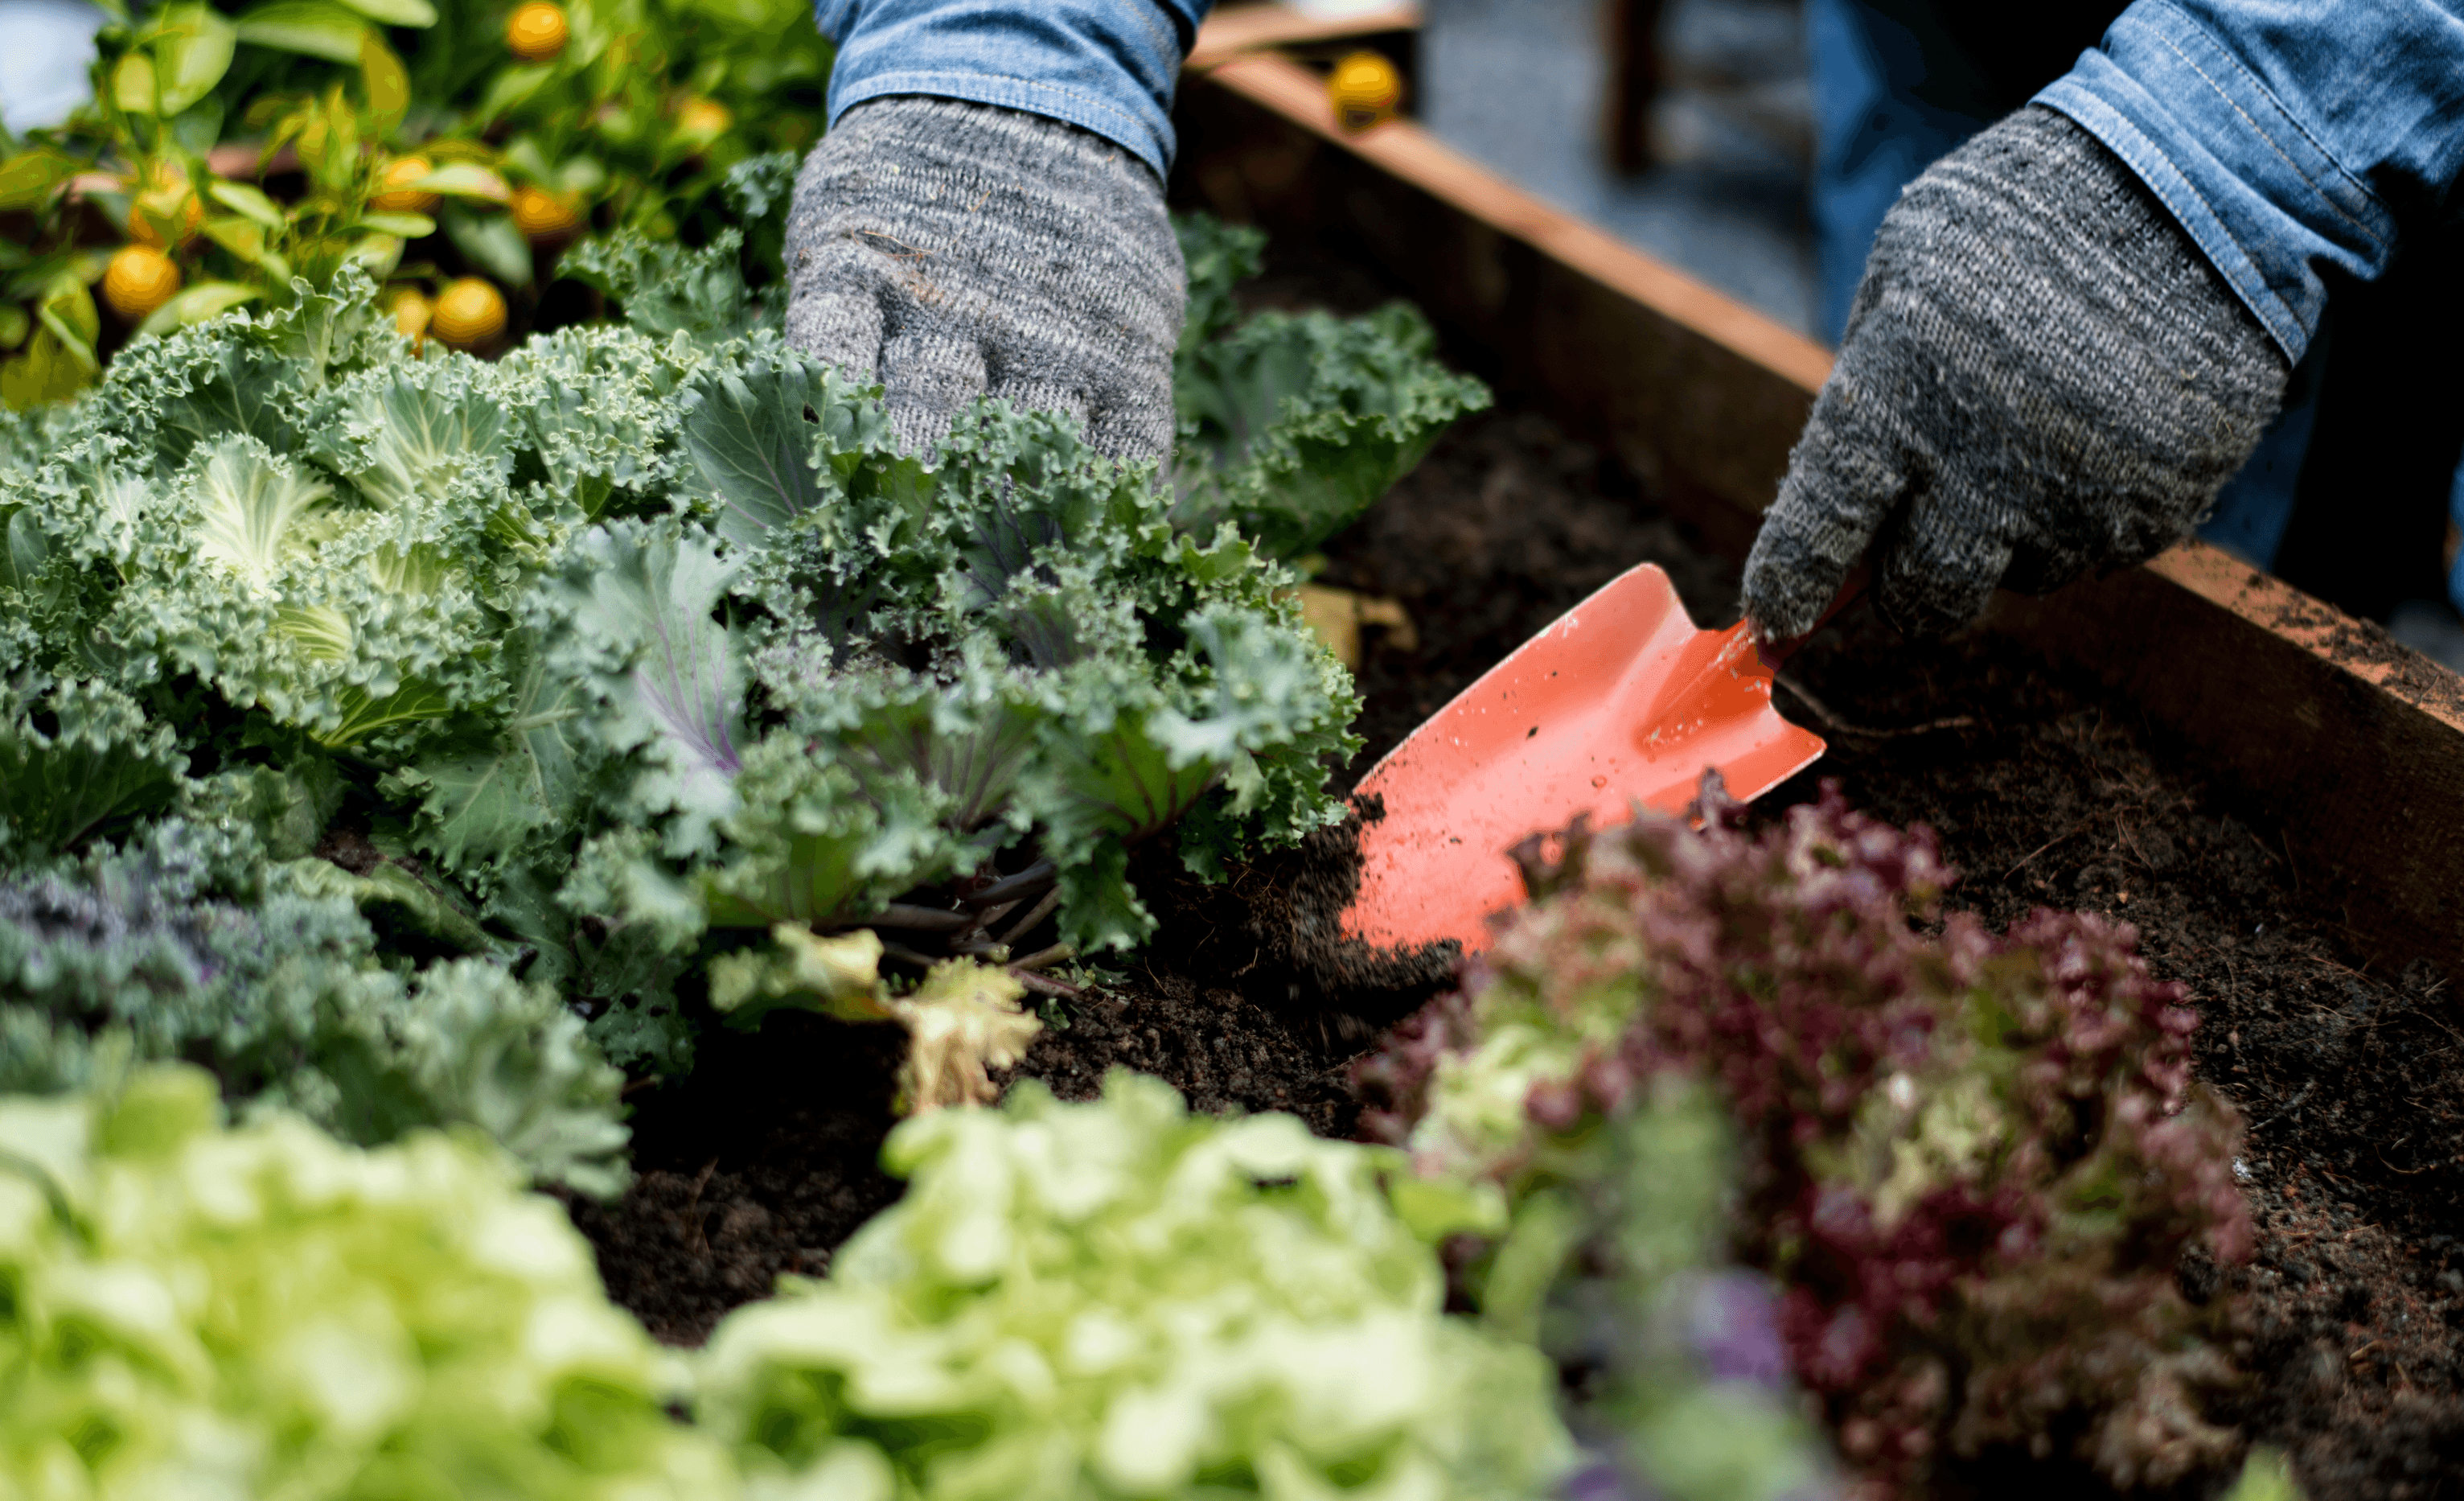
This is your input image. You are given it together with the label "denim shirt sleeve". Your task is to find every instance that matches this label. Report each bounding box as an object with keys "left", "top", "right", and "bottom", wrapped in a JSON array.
[
  {"left": 2035, "top": 0, "right": 2464, "bottom": 364},
  {"left": 811, "top": 0, "right": 1213, "bottom": 180}
]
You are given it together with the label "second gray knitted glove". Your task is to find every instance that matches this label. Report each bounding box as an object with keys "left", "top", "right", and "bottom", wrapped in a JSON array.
[
  {"left": 1742, "top": 106, "right": 2290, "bottom": 642},
  {"left": 784, "top": 96, "right": 1186, "bottom": 463}
]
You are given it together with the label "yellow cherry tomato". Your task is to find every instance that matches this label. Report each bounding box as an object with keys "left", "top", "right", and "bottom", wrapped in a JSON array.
[
  {"left": 372, "top": 156, "right": 441, "bottom": 215},
  {"left": 430, "top": 278, "right": 507, "bottom": 349},
  {"left": 509, "top": 185, "right": 581, "bottom": 242},
  {"left": 103, "top": 245, "right": 183, "bottom": 322},
  {"left": 675, "top": 97, "right": 731, "bottom": 139},
  {"left": 505, "top": 1, "right": 568, "bottom": 60},
  {"left": 1329, "top": 51, "right": 1402, "bottom": 133}
]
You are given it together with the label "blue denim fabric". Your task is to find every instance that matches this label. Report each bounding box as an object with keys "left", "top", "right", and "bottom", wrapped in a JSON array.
[
  {"left": 2449, "top": 463, "right": 2464, "bottom": 611},
  {"left": 1804, "top": 0, "right": 2326, "bottom": 569},
  {"left": 1804, "top": 0, "right": 1990, "bottom": 345},
  {"left": 2036, "top": 0, "right": 2464, "bottom": 368},
  {"left": 813, "top": 0, "right": 1213, "bottom": 180}
]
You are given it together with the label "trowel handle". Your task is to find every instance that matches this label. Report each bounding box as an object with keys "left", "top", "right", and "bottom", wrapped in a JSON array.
[{"left": 1751, "top": 562, "right": 1869, "bottom": 669}]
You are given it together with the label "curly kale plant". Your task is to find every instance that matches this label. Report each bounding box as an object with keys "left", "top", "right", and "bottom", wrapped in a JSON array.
[
  {"left": 1171, "top": 216, "right": 1492, "bottom": 559},
  {"left": 1356, "top": 776, "right": 2254, "bottom": 1497},
  {"left": 0, "top": 817, "right": 630, "bottom": 1196},
  {"left": 695, "top": 1068, "right": 1572, "bottom": 1501},
  {"left": 0, "top": 208, "right": 1475, "bottom": 1134},
  {"left": 0, "top": 1065, "right": 732, "bottom": 1498}
]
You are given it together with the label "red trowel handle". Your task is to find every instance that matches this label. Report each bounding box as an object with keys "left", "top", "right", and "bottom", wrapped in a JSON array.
[{"left": 1751, "top": 562, "right": 1869, "bottom": 670}]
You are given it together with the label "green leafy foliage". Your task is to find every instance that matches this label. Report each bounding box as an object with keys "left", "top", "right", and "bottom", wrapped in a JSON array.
[
  {"left": 1522, "top": 1083, "right": 1838, "bottom": 1501},
  {"left": 1170, "top": 215, "right": 1492, "bottom": 561},
  {"left": 0, "top": 214, "right": 1485, "bottom": 1136},
  {"left": 0, "top": 678, "right": 187, "bottom": 862},
  {"left": 0, "top": 1064, "right": 729, "bottom": 1495},
  {"left": 0, "top": 820, "right": 630, "bottom": 1195},
  {"left": 0, "top": 0, "right": 835, "bottom": 372},
  {"left": 695, "top": 1068, "right": 1574, "bottom": 1500},
  {"left": 1356, "top": 775, "right": 2256, "bottom": 1496}
]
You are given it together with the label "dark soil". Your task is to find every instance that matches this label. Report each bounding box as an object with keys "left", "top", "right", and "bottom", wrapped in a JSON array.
[
  {"left": 1311, "top": 407, "right": 2464, "bottom": 1499},
  {"left": 572, "top": 332, "right": 2464, "bottom": 1495},
  {"left": 569, "top": 816, "right": 1447, "bottom": 1347},
  {"left": 1767, "top": 605, "right": 2464, "bottom": 1501}
]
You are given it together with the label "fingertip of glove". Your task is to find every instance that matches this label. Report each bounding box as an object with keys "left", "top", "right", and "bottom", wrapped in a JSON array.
[{"left": 1740, "top": 537, "right": 1840, "bottom": 644}]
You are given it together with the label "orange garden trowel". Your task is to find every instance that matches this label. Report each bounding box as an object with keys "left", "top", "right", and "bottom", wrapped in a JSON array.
[{"left": 1342, "top": 562, "right": 1827, "bottom": 954}]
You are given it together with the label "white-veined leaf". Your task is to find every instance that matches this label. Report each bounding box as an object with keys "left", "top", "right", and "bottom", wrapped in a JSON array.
[
  {"left": 189, "top": 435, "right": 335, "bottom": 588},
  {"left": 207, "top": 178, "right": 285, "bottom": 228},
  {"left": 357, "top": 210, "right": 434, "bottom": 238},
  {"left": 335, "top": 0, "right": 436, "bottom": 26},
  {"left": 135, "top": 281, "right": 262, "bottom": 339}
]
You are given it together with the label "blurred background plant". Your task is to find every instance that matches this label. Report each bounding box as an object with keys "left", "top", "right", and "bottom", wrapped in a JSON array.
[{"left": 0, "top": 0, "right": 832, "bottom": 405}]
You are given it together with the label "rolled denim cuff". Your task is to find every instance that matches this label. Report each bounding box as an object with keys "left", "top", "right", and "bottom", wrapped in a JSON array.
[
  {"left": 2033, "top": 0, "right": 2464, "bottom": 366},
  {"left": 815, "top": 0, "right": 1210, "bottom": 180}
]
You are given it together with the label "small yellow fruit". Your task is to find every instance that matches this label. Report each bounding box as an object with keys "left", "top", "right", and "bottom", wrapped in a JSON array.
[
  {"left": 372, "top": 156, "right": 441, "bottom": 214},
  {"left": 103, "top": 245, "right": 183, "bottom": 322},
  {"left": 675, "top": 97, "right": 731, "bottom": 139},
  {"left": 124, "top": 163, "right": 203, "bottom": 249},
  {"left": 388, "top": 288, "right": 433, "bottom": 347},
  {"left": 125, "top": 192, "right": 203, "bottom": 249},
  {"left": 505, "top": 1, "right": 568, "bottom": 60},
  {"left": 1329, "top": 51, "right": 1402, "bottom": 133},
  {"left": 429, "top": 278, "right": 507, "bottom": 348},
  {"left": 509, "top": 185, "right": 581, "bottom": 242}
]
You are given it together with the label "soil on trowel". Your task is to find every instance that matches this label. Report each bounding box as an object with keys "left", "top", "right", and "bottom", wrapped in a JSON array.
[{"left": 573, "top": 347, "right": 2464, "bottom": 1496}]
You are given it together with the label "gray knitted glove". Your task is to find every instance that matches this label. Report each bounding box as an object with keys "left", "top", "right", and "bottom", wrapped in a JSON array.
[
  {"left": 1741, "top": 106, "right": 2290, "bottom": 642},
  {"left": 783, "top": 96, "right": 1185, "bottom": 463}
]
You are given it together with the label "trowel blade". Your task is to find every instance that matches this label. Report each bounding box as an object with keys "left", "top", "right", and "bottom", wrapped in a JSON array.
[{"left": 1342, "top": 561, "right": 1826, "bottom": 954}]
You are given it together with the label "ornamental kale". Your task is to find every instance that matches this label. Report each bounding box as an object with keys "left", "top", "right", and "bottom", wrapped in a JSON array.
[
  {"left": 0, "top": 1065, "right": 731, "bottom": 1498},
  {"left": 0, "top": 209, "right": 1474, "bottom": 1147},
  {"left": 1171, "top": 216, "right": 1493, "bottom": 560},
  {"left": 693, "top": 1068, "right": 1573, "bottom": 1501},
  {"left": 1357, "top": 775, "right": 2254, "bottom": 1496},
  {"left": 0, "top": 819, "right": 630, "bottom": 1197}
]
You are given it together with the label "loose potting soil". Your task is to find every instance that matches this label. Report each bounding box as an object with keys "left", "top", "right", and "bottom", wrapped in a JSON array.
[{"left": 572, "top": 350, "right": 2464, "bottom": 1499}]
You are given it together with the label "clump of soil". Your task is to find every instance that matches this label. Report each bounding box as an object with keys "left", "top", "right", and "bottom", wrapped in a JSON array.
[
  {"left": 560, "top": 1013, "right": 908, "bottom": 1346},
  {"left": 573, "top": 389, "right": 2464, "bottom": 1494}
]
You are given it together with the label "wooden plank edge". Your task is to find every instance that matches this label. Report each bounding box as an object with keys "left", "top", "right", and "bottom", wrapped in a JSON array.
[
  {"left": 2142, "top": 542, "right": 2464, "bottom": 734},
  {"left": 1197, "top": 52, "right": 1836, "bottom": 397},
  {"left": 1988, "top": 556, "right": 2464, "bottom": 967},
  {"left": 1188, "top": 3, "right": 1422, "bottom": 72}
]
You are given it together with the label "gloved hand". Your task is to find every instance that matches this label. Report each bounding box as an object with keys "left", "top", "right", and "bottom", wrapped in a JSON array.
[
  {"left": 1741, "top": 106, "right": 2291, "bottom": 643},
  {"left": 783, "top": 96, "right": 1186, "bottom": 464}
]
